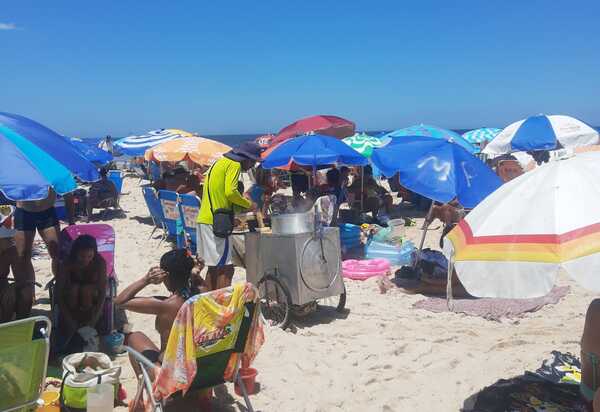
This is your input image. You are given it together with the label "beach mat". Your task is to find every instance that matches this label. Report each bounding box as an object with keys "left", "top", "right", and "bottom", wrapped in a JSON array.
[
  {"left": 464, "top": 351, "right": 585, "bottom": 411},
  {"left": 413, "top": 286, "right": 569, "bottom": 321}
]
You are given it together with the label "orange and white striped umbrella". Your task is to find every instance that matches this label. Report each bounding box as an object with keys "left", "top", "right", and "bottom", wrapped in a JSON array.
[{"left": 145, "top": 137, "right": 231, "bottom": 166}]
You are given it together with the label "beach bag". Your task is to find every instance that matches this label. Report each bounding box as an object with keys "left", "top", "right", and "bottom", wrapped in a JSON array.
[
  {"left": 207, "top": 165, "right": 234, "bottom": 238},
  {"left": 60, "top": 352, "right": 121, "bottom": 410}
]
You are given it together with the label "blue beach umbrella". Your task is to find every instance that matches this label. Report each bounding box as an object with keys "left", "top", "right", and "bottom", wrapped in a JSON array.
[
  {"left": 0, "top": 112, "right": 100, "bottom": 201},
  {"left": 381, "top": 124, "right": 478, "bottom": 154},
  {"left": 371, "top": 136, "right": 501, "bottom": 208},
  {"left": 462, "top": 128, "right": 501, "bottom": 144},
  {"left": 70, "top": 138, "right": 113, "bottom": 165},
  {"left": 483, "top": 114, "right": 599, "bottom": 155},
  {"left": 262, "top": 134, "right": 368, "bottom": 169}
]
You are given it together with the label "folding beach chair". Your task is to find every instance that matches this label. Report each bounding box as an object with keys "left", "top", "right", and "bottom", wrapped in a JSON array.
[
  {"left": 176, "top": 193, "right": 200, "bottom": 252},
  {"left": 157, "top": 190, "right": 181, "bottom": 239},
  {"left": 0, "top": 316, "right": 51, "bottom": 412},
  {"left": 107, "top": 170, "right": 124, "bottom": 195},
  {"left": 47, "top": 224, "right": 118, "bottom": 338},
  {"left": 142, "top": 186, "right": 167, "bottom": 242},
  {"left": 124, "top": 283, "right": 262, "bottom": 412}
]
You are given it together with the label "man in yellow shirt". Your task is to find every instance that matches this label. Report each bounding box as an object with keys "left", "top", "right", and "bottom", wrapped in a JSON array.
[{"left": 197, "top": 142, "right": 262, "bottom": 290}]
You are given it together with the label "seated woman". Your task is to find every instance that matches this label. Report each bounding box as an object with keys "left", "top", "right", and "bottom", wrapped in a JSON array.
[
  {"left": 349, "top": 165, "right": 393, "bottom": 218},
  {"left": 55, "top": 235, "right": 107, "bottom": 351},
  {"left": 85, "top": 168, "right": 119, "bottom": 221},
  {"left": 581, "top": 299, "right": 600, "bottom": 409},
  {"left": 115, "top": 250, "right": 204, "bottom": 377},
  {"left": 176, "top": 173, "right": 202, "bottom": 196}
]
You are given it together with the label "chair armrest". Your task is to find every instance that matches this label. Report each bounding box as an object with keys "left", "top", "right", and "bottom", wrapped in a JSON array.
[{"left": 123, "top": 346, "right": 157, "bottom": 370}]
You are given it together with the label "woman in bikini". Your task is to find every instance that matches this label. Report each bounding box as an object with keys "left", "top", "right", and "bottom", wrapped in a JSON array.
[
  {"left": 55, "top": 235, "right": 107, "bottom": 351},
  {"left": 115, "top": 250, "right": 205, "bottom": 377}
]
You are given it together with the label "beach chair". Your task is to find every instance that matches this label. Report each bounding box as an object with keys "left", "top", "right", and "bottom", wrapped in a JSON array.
[
  {"left": 48, "top": 224, "right": 118, "bottom": 336},
  {"left": 176, "top": 193, "right": 200, "bottom": 252},
  {"left": 157, "top": 190, "right": 181, "bottom": 239},
  {"left": 108, "top": 170, "right": 124, "bottom": 195},
  {"left": 142, "top": 186, "right": 167, "bottom": 242},
  {"left": 0, "top": 316, "right": 51, "bottom": 412},
  {"left": 497, "top": 160, "right": 524, "bottom": 182},
  {"left": 124, "top": 283, "right": 262, "bottom": 412}
]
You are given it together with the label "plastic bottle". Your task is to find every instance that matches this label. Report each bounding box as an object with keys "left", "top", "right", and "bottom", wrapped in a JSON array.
[{"left": 87, "top": 383, "right": 113, "bottom": 412}]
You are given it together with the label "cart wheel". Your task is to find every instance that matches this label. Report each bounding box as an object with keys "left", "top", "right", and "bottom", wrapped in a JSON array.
[
  {"left": 317, "top": 286, "right": 346, "bottom": 313},
  {"left": 257, "top": 274, "right": 291, "bottom": 329}
]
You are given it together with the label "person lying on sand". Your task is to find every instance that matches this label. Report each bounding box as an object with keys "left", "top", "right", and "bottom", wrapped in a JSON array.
[{"left": 54, "top": 235, "right": 107, "bottom": 352}]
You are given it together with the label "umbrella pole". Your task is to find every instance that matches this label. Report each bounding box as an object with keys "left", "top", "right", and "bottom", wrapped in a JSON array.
[
  {"left": 446, "top": 252, "right": 455, "bottom": 311},
  {"left": 360, "top": 167, "right": 364, "bottom": 211},
  {"left": 412, "top": 201, "right": 435, "bottom": 269}
]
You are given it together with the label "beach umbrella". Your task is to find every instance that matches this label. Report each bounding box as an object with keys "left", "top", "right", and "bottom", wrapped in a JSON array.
[
  {"left": 144, "top": 137, "right": 231, "bottom": 166},
  {"left": 381, "top": 124, "right": 478, "bottom": 154},
  {"left": 462, "top": 128, "right": 501, "bottom": 144},
  {"left": 262, "top": 134, "right": 368, "bottom": 169},
  {"left": 371, "top": 136, "right": 501, "bottom": 209},
  {"left": 483, "top": 114, "right": 599, "bottom": 156},
  {"left": 271, "top": 115, "right": 356, "bottom": 145},
  {"left": 444, "top": 151, "right": 600, "bottom": 299},
  {"left": 255, "top": 134, "right": 275, "bottom": 149},
  {"left": 70, "top": 138, "right": 113, "bottom": 165},
  {"left": 342, "top": 133, "right": 390, "bottom": 157},
  {"left": 0, "top": 112, "right": 100, "bottom": 201},
  {"left": 114, "top": 129, "right": 195, "bottom": 157}
]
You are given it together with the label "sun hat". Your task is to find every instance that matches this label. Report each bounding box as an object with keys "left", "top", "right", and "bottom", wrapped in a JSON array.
[{"left": 225, "top": 141, "right": 264, "bottom": 162}]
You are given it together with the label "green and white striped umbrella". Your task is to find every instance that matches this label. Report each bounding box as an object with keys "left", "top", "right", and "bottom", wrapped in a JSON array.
[{"left": 342, "top": 133, "right": 389, "bottom": 157}]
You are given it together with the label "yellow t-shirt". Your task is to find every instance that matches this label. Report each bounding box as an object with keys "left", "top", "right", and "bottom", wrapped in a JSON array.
[{"left": 197, "top": 157, "right": 251, "bottom": 225}]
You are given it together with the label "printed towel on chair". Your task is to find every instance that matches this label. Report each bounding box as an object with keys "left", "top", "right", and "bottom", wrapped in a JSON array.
[{"left": 153, "top": 282, "right": 263, "bottom": 400}]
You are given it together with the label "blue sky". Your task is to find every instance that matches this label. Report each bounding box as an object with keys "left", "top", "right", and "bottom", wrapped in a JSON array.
[{"left": 1, "top": 1, "right": 599, "bottom": 138}]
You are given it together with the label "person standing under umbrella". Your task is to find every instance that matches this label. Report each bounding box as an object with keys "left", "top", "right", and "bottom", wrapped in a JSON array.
[
  {"left": 14, "top": 189, "right": 73, "bottom": 317},
  {"left": 196, "top": 142, "right": 261, "bottom": 290}
]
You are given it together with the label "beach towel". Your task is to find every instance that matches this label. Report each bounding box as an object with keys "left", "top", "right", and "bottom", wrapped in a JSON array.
[
  {"left": 464, "top": 351, "right": 585, "bottom": 411},
  {"left": 413, "top": 286, "right": 569, "bottom": 321},
  {"left": 153, "top": 283, "right": 264, "bottom": 401}
]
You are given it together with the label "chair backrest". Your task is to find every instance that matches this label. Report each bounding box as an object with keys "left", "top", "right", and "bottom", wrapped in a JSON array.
[
  {"left": 155, "top": 284, "right": 261, "bottom": 399},
  {"left": 107, "top": 170, "right": 124, "bottom": 194},
  {"left": 0, "top": 316, "right": 51, "bottom": 412},
  {"left": 497, "top": 160, "right": 524, "bottom": 183},
  {"left": 157, "top": 190, "right": 181, "bottom": 237},
  {"left": 61, "top": 224, "right": 116, "bottom": 278},
  {"left": 142, "top": 186, "right": 165, "bottom": 227},
  {"left": 177, "top": 194, "right": 200, "bottom": 249}
]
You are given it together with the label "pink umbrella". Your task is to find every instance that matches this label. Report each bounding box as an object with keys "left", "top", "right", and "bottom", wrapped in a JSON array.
[{"left": 272, "top": 115, "right": 355, "bottom": 145}]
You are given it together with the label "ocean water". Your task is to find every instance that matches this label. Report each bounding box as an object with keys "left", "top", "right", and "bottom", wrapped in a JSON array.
[{"left": 83, "top": 128, "right": 600, "bottom": 147}]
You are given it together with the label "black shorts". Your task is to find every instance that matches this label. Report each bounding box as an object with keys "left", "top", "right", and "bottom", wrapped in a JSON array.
[{"left": 14, "top": 207, "right": 59, "bottom": 232}]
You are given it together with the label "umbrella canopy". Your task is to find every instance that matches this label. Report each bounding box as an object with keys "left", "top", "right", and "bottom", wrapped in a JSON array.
[
  {"left": 483, "top": 114, "right": 599, "bottom": 155},
  {"left": 70, "top": 138, "right": 113, "bottom": 165},
  {"left": 0, "top": 112, "right": 99, "bottom": 201},
  {"left": 371, "top": 136, "right": 501, "bottom": 209},
  {"left": 444, "top": 151, "right": 600, "bottom": 299},
  {"left": 255, "top": 134, "right": 275, "bottom": 149},
  {"left": 144, "top": 137, "right": 231, "bottom": 166},
  {"left": 381, "top": 124, "right": 478, "bottom": 154},
  {"left": 262, "top": 134, "right": 368, "bottom": 169},
  {"left": 462, "top": 128, "right": 501, "bottom": 144},
  {"left": 342, "top": 133, "right": 390, "bottom": 157},
  {"left": 115, "top": 129, "right": 195, "bottom": 156},
  {"left": 272, "top": 115, "right": 355, "bottom": 145}
]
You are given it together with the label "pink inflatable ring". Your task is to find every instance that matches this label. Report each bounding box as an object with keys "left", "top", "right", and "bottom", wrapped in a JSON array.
[{"left": 342, "top": 258, "right": 391, "bottom": 280}]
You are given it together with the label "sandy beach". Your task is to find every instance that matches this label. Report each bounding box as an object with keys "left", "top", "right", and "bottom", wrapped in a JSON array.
[{"left": 31, "top": 176, "right": 592, "bottom": 411}]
